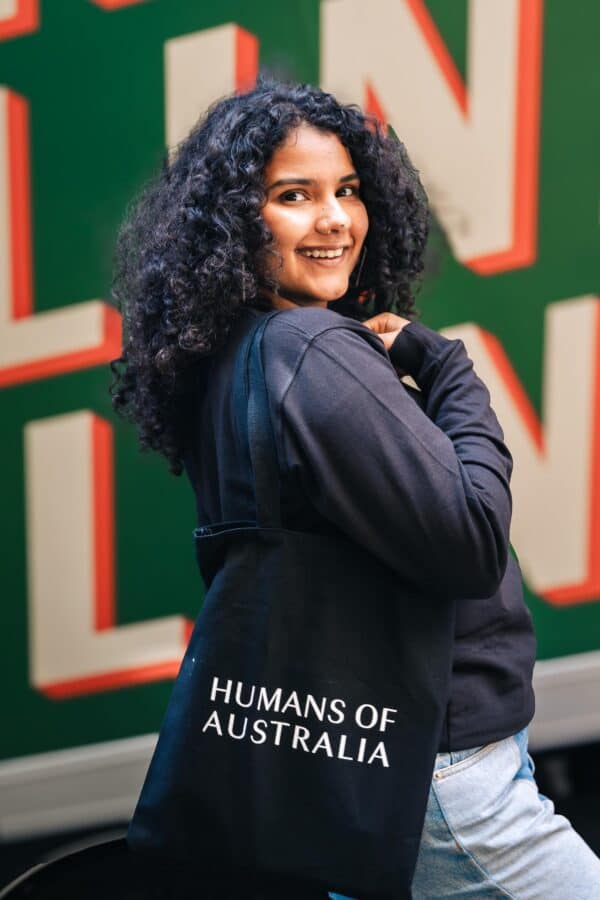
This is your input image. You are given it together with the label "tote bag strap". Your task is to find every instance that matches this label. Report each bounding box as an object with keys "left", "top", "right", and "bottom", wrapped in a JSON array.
[{"left": 232, "top": 310, "right": 283, "bottom": 530}]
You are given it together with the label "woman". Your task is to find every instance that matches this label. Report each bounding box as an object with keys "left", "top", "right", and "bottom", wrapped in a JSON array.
[{"left": 111, "top": 78, "right": 600, "bottom": 898}]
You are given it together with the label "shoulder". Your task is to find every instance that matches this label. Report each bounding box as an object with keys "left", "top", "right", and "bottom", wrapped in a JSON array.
[
  {"left": 263, "top": 305, "right": 387, "bottom": 358},
  {"left": 259, "top": 306, "right": 398, "bottom": 415}
]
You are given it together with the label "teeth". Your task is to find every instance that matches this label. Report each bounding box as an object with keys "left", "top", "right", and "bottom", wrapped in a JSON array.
[{"left": 299, "top": 248, "right": 345, "bottom": 259}]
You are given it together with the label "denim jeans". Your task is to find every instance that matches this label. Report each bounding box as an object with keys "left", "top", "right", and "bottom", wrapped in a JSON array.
[{"left": 330, "top": 728, "right": 600, "bottom": 899}]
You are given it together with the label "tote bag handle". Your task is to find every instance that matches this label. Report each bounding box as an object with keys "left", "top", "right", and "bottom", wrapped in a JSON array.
[{"left": 232, "top": 310, "right": 283, "bottom": 530}]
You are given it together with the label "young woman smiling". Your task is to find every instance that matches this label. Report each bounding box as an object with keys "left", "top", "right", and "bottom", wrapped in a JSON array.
[
  {"left": 260, "top": 123, "right": 369, "bottom": 310},
  {"left": 111, "top": 78, "right": 600, "bottom": 899}
]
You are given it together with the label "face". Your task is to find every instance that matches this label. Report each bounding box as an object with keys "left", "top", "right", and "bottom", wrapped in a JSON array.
[{"left": 260, "top": 124, "right": 369, "bottom": 309}]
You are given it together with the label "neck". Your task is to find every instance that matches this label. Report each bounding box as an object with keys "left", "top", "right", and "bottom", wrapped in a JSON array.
[{"left": 264, "top": 286, "right": 330, "bottom": 310}]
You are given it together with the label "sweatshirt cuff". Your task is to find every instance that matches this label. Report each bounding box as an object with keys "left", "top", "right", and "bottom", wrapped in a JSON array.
[{"left": 388, "top": 320, "right": 453, "bottom": 378}]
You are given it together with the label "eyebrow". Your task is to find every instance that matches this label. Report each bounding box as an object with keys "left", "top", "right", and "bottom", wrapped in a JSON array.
[{"left": 266, "top": 172, "right": 360, "bottom": 192}]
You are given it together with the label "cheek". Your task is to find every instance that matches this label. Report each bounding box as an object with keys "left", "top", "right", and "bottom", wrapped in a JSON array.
[
  {"left": 262, "top": 208, "right": 303, "bottom": 252},
  {"left": 356, "top": 205, "right": 369, "bottom": 241},
  {"left": 260, "top": 212, "right": 300, "bottom": 280}
]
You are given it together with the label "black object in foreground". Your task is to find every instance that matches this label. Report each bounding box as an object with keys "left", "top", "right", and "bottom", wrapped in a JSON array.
[
  {"left": 128, "top": 312, "right": 456, "bottom": 899},
  {"left": 0, "top": 837, "right": 139, "bottom": 900},
  {"left": 0, "top": 835, "right": 328, "bottom": 899}
]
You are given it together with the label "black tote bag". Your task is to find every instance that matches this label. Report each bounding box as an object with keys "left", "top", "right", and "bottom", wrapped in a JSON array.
[{"left": 127, "top": 311, "right": 456, "bottom": 899}]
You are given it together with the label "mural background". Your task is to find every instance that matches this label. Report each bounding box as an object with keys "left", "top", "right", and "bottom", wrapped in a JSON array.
[{"left": 0, "top": 0, "right": 598, "bottom": 773}]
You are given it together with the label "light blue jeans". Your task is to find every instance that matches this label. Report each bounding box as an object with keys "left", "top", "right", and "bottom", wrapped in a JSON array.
[{"left": 330, "top": 728, "right": 600, "bottom": 899}]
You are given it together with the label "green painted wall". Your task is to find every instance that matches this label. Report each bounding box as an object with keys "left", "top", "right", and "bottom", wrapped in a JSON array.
[{"left": 1, "top": 0, "right": 598, "bottom": 761}]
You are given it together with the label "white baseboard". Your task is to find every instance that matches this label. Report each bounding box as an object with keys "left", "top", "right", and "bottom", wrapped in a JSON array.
[
  {"left": 0, "top": 734, "right": 156, "bottom": 841},
  {"left": 528, "top": 649, "right": 600, "bottom": 751},
  {"left": 1, "top": 651, "right": 599, "bottom": 841}
]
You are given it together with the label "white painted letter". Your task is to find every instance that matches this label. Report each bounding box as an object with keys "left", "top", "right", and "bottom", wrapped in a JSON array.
[
  {"left": 321, "top": 0, "right": 543, "bottom": 274},
  {"left": 24, "top": 411, "right": 192, "bottom": 697},
  {"left": 165, "top": 23, "right": 258, "bottom": 152},
  {"left": 443, "top": 296, "right": 600, "bottom": 605},
  {"left": 0, "top": 88, "right": 121, "bottom": 388},
  {"left": 0, "top": 0, "right": 38, "bottom": 42}
]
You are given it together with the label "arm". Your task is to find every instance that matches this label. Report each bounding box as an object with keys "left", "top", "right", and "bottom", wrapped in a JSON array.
[{"left": 279, "top": 320, "right": 513, "bottom": 600}]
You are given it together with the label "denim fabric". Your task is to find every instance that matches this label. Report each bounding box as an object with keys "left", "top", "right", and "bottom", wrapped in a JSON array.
[{"left": 330, "top": 728, "right": 600, "bottom": 899}]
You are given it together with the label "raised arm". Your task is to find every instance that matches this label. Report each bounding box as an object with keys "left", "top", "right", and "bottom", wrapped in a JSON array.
[{"left": 277, "top": 319, "right": 513, "bottom": 600}]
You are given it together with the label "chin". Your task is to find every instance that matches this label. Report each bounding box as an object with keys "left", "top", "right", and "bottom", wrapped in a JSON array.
[
  {"left": 277, "top": 277, "right": 350, "bottom": 306},
  {"left": 312, "top": 281, "right": 350, "bottom": 303}
]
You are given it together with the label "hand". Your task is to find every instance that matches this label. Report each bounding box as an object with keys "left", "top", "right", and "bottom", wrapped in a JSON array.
[{"left": 362, "top": 312, "right": 411, "bottom": 352}]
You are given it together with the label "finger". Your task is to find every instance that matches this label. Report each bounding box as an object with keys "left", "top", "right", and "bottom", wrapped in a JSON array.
[
  {"left": 363, "top": 313, "right": 391, "bottom": 333},
  {"left": 380, "top": 331, "right": 401, "bottom": 350}
]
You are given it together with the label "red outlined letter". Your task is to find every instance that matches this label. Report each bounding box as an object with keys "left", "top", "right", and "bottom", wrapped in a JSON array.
[
  {"left": 443, "top": 296, "right": 600, "bottom": 606},
  {"left": 88, "top": 0, "right": 147, "bottom": 9},
  {"left": 0, "top": 0, "right": 38, "bottom": 42},
  {"left": 164, "top": 23, "right": 258, "bottom": 150},
  {"left": 25, "top": 411, "right": 193, "bottom": 698},
  {"left": 0, "top": 87, "right": 121, "bottom": 388},
  {"left": 322, "top": 0, "right": 543, "bottom": 276}
]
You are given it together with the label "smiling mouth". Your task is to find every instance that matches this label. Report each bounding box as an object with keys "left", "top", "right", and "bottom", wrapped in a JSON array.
[{"left": 296, "top": 247, "right": 351, "bottom": 264}]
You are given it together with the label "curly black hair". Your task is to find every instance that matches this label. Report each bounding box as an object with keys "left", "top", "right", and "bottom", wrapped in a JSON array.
[{"left": 110, "top": 77, "right": 429, "bottom": 475}]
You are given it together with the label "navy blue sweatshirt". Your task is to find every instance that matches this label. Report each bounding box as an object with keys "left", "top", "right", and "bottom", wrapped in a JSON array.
[{"left": 185, "top": 305, "right": 536, "bottom": 751}]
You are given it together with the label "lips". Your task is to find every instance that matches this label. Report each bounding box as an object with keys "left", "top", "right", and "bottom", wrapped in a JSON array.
[
  {"left": 297, "top": 245, "right": 350, "bottom": 253},
  {"left": 296, "top": 247, "right": 352, "bottom": 267}
]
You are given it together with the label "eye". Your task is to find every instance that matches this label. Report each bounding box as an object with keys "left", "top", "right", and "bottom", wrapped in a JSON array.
[
  {"left": 279, "top": 189, "right": 308, "bottom": 203},
  {"left": 337, "top": 184, "right": 360, "bottom": 198}
]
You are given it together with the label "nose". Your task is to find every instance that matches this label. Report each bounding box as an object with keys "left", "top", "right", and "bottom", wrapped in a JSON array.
[{"left": 315, "top": 196, "right": 351, "bottom": 234}]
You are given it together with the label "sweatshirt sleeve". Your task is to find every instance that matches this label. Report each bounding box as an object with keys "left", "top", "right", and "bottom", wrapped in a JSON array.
[{"left": 278, "top": 320, "right": 513, "bottom": 600}]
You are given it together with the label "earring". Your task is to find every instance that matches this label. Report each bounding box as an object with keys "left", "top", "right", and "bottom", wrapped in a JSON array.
[
  {"left": 241, "top": 262, "right": 246, "bottom": 303},
  {"left": 353, "top": 245, "right": 367, "bottom": 287}
]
